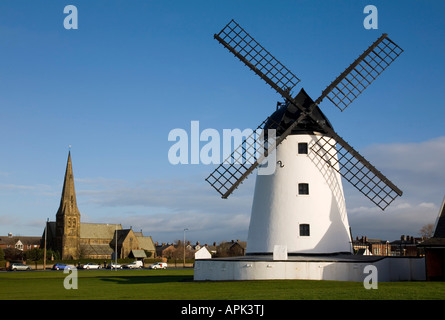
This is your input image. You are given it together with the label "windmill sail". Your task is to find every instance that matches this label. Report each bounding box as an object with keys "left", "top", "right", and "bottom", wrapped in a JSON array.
[
  {"left": 206, "top": 115, "right": 288, "bottom": 199},
  {"left": 311, "top": 133, "right": 402, "bottom": 210},
  {"left": 307, "top": 34, "right": 404, "bottom": 209},
  {"left": 318, "top": 34, "right": 404, "bottom": 110},
  {"left": 214, "top": 19, "right": 300, "bottom": 99},
  {"left": 208, "top": 20, "right": 314, "bottom": 198},
  {"left": 205, "top": 118, "right": 267, "bottom": 198}
]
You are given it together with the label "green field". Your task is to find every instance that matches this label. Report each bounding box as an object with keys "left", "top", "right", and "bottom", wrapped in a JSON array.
[{"left": 0, "top": 268, "right": 444, "bottom": 300}]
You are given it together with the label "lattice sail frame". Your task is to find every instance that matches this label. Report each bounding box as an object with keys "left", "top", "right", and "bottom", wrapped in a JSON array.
[
  {"left": 206, "top": 117, "right": 282, "bottom": 198},
  {"left": 311, "top": 135, "right": 402, "bottom": 210},
  {"left": 214, "top": 19, "right": 300, "bottom": 97},
  {"left": 320, "top": 34, "right": 404, "bottom": 111}
]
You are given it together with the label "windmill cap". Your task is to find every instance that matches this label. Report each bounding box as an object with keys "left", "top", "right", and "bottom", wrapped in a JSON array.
[{"left": 265, "top": 88, "right": 333, "bottom": 136}]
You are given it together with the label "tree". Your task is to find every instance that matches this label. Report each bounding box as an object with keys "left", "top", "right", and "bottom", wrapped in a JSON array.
[
  {"left": 4, "top": 247, "right": 22, "bottom": 261},
  {"left": 420, "top": 223, "right": 435, "bottom": 238},
  {"left": 23, "top": 248, "right": 44, "bottom": 261},
  {"left": 47, "top": 249, "right": 60, "bottom": 261}
]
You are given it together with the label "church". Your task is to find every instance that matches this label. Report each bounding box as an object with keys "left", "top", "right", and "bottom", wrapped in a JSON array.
[{"left": 42, "top": 151, "right": 156, "bottom": 260}]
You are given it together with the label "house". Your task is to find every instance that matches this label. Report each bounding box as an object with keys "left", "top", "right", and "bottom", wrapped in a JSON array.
[
  {"left": 353, "top": 236, "right": 391, "bottom": 256},
  {"left": 229, "top": 240, "right": 247, "bottom": 256},
  {"left": 195, "top": 246, "right": 212, "bottom": 259},
  {"left": 390, "top": 235, "right": 423, "bottom": 256},
  {"left": 156, "top": 243, "right": 176, "bottom": 259},
  {"left": 0, "top": 234, "right": 41, "bottom": 252},
  {"left": 204, "top": 243, "right": 217, "bottom": 255},
  {"left": 215, "top": 240, "right": 247, "bottom": 257}
]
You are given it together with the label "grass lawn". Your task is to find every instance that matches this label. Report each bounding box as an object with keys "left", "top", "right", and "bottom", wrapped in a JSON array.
[{"left": 0, "top": 268, "right": 444, "bottom": 300}]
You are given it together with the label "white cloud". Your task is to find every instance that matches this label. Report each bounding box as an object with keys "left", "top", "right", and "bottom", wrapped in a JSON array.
[{"left": 0, "top": 184, "right": 36, "bottom": 191}]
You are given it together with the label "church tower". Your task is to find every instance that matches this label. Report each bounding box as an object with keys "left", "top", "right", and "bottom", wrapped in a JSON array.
[{"left": 55, "top": 151, "right": 81, "bottom": 259}]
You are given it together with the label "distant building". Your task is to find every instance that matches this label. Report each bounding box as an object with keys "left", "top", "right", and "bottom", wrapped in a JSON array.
[
  {"left": 390, "top": 235, "right": 423, "bottom": 256},
  {"left": 353, "top": 236, "right": 391, "bottom": 256},
  {"left": 352, "top": 235, "right": 425, "bottom": 256},
  {"left": 195, "top": 246, "right": 212, "bottom": 259},
  {"left": 214, "top": 240, "right": 247, "bottom": 257},
  {"left": 42, "top": 151, "right": 155, "bottom": 260},
  {"left": 0, "top": 234, "right": 41, "bottom": 252}
]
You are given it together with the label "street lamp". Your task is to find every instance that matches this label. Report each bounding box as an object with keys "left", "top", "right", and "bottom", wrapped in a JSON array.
[
  {"left": 115, "top": 224, "right": 119, "bottom": 271},
  {"left": 43, "top": 218, "right": 49, "bottom": 271},
  {"left": 183, "top": 228, "right": 189, "bottom": 268}
]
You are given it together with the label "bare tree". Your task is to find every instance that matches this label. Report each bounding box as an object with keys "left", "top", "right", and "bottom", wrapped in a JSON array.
[{"left": 419, "top": 223, "right": 435, "bottom": 238}]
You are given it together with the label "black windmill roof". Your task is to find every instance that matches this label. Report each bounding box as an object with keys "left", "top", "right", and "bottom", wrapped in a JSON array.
[
  {"left": 433, "top": 197, "right": 445, "bottom": 238},
  {"left": 265, "top": 88, "right": 333, "bottom": 136}
]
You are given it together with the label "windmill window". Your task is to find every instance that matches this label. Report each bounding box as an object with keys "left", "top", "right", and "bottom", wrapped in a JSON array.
[
  {"left": 300, "top": 224, "right": 310, "bottom": 236},
  {"left": 298, "top": 183, "right": 309, "bottom": 195},
  {"left": 298, "top": 143, "right": 308, "bottom": 154}
]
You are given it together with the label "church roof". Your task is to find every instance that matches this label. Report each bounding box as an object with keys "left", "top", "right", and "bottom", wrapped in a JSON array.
[
  {"left": 135, "top": 234, "right": 156, "bottom": 251},
  {"left": 114, "top": 229, "right": 133, "bottom": 244},
  {"left": 433, "top": 196, "right": 445, "bottom": 238},
  {"left": 130, "top": 249, "right": 147, "bottom": 258},
  {"left": 80, "top": 223, "right": 122, "bottom": 239}
]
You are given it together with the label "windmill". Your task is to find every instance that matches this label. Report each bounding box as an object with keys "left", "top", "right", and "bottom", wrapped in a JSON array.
[{"left": 206, "top": 20, "right": 404, "bottom": 255}]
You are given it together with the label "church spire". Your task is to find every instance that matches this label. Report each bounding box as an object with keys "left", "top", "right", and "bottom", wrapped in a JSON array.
[
  {"left": 55, "top": 150, "right": 81, "bottom": 259},
  {"left": 57, "top": 151, "right": 79, "bottom": 215}
]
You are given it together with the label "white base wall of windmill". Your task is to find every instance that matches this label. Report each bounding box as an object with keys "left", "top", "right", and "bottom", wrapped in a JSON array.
[
  {"left": 246, "top": 134, "right": 352, "bottom": 255},
  {"left": 193, "top": 255, "right": 426, "bottom": 282}
]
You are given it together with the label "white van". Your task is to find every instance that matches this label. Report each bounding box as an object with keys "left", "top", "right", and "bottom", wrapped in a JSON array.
[{"left": 148, "top": 262, "right": 167, "bottom": 269}]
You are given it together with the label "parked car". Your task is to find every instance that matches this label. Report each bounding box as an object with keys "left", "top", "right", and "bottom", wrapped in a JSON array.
[
  {"left": 123, "top": 261, "right": 143, "bottom": 269},
  {"left": 148, "top": 262, "right": 167, "bottom": 269},
  {"left": 52, "top": 263, "right": 74, "bottom": 271},
  {"left": 107, "top": 262, "right": 122, "bottom": 269},
  {"left": 9, "top": 263, "right": 32, "bottom": 271},
  {"left": 81, "top": 262, "right": 101, "bottom": 270}
]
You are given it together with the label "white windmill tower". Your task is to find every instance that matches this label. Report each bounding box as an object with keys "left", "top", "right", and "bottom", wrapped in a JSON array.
[
  {"left": 206, "top": 20, "right": 404, "bottom": 257},
  {"left": 246, "top": 89, "right": 352, "bottom": 255}
]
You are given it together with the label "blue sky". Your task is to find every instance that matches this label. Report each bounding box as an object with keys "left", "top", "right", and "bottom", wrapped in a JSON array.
[{"left": 0, "top": 0, "right": 444, "bottom": 244}]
